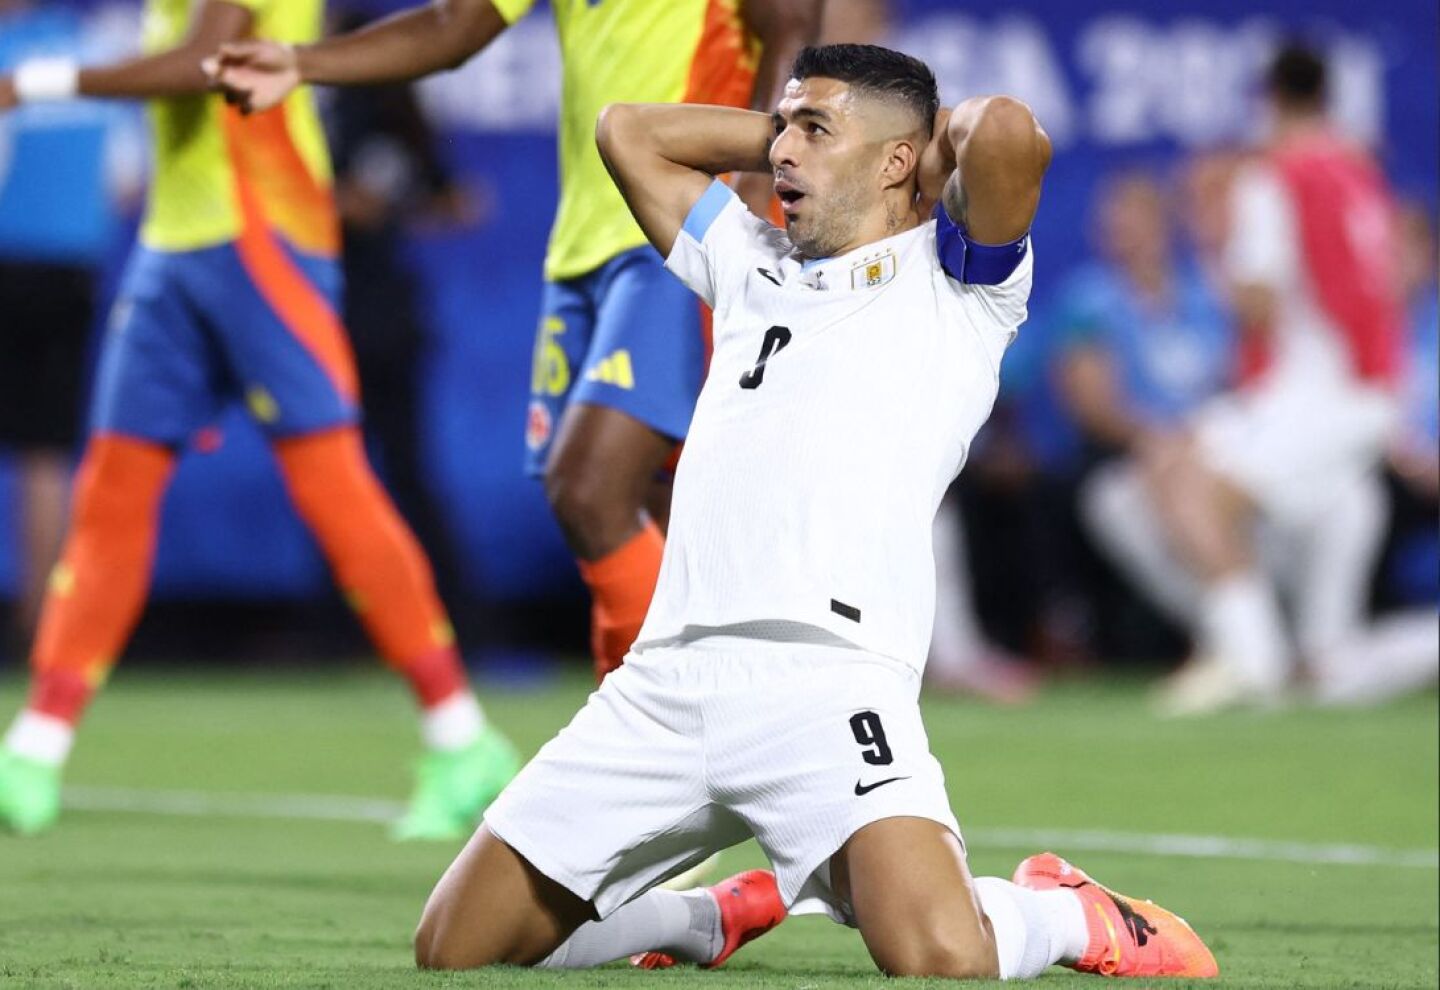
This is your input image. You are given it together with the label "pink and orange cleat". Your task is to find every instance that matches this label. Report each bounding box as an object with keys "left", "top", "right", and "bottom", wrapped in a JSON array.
[
  {"left": 1013, "top": 852, "right": 1219, "bottom": 979},
  {"left": 631, "top": 868, "right": 787, "bottom": 971}
]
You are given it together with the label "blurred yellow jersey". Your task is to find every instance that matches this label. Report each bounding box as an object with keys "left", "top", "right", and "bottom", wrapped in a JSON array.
[
  {"left": 139, "top": 0, "right": 337, "bottom": 255},
  {"left": 494, "top": 0, "right": 758, "bottom": 281}
]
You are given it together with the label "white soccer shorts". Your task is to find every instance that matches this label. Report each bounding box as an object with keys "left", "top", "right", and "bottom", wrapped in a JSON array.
[
  {"left": 482, "top": 637, "right": 962, "bottom": 923},
  {"left": 1194, "top": 375, "right": 1396, "bottom": 524}
]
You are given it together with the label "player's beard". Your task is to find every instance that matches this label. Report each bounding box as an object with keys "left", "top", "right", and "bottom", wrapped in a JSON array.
[{"left": 787, "top": 169, "right": 872, "bottom": 260}]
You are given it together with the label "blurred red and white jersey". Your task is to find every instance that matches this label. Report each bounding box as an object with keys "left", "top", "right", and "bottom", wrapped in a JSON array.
[
  {"left": 1225, "top": 130, "right": 1404, "bottom": 390},
  {"left": 1197, "top": 130, "right": 1402, "bottom": 524}
]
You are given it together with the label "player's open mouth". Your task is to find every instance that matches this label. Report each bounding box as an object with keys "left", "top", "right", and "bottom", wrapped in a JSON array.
[{"left": 776, "top": 183, "right": 806, "bottom": 216}]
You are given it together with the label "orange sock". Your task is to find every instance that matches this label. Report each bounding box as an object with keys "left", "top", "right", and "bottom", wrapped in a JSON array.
[
  {"left": 273, "top": 426, "right": 469, "bottom": 708},
  {"left": 577, "top": 521, "right": 664, "bottom": 681},
  {"left": 27, "top": 433, "right": 175, "bottom": 726}
]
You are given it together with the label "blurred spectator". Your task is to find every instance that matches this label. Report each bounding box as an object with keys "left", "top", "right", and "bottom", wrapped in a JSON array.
[
  {"left": 1056, "top": 173, "right": 1235, "bottom": 456},
  {"left": 1056, "top": 173, "right": 1236, "bottom": 651},
  {"left": 1116, "top": 43, "right": 1421, "bottom": 713},
  {"left": 324, "top": 15, "right": 491, "bottom": 651},
  {"left": 0, "top": 0, "right": 120, "bottom": 648},
  {"left": 1177, "top": 149, "right": 1244, "bottom": 291}
]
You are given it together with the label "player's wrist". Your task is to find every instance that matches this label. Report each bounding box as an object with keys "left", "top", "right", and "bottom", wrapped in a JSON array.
[
  {"left": 285, "top": 42, "right": 311, "bottom": 84},
  {"left": 13, "top": 57, "right": 80, "bottom": 103}
]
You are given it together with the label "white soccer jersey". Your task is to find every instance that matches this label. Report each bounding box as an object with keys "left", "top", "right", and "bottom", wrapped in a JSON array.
[{"left": 632, "top": 180, "right": 1033, "bottom": 673}]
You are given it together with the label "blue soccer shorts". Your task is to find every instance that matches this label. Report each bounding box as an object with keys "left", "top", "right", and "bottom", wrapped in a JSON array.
[
  {"left": 91, "top": 240, "right": 359, "bottom": 446},
  {"left": 524, "top": 245, "right": 706, "bottom": 476}
]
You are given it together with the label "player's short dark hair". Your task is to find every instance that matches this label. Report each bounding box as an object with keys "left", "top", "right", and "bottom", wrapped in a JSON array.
[
  {"left": 791, "top": 44, "right": 940, "bottom": 136},
  {"left": 1265, "top": 42, "right": 1327, "bottom": 109}
]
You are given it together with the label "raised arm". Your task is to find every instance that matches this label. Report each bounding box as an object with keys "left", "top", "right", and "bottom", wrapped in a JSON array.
[
  {"left": 209, "top": 0, "right": 509, "bottom": 115},
  {"left": 0, "top": 0, "right": 251, "bottom": 110},
  {"left": 732, "top": 0, "right": 823, "bottom": 216},
  {"left": 595, "top": 103, "right": 773, "bottom": 258},
  {"left": 920, "top": 96, "right": 1052, "bottom": 244}
]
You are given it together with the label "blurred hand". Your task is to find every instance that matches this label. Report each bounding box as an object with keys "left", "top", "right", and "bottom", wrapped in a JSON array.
[
  {"left": 204, "top": 40, "right": 299, "bottom": 115},
  {"left": 915, "top": 107, "right": 954, "bottom": 215},
  {"left": 0, "top": 75, "right": 17, "bottom": 113}
]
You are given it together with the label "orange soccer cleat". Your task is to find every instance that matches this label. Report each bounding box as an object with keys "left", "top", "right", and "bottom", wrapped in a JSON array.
[
  {"left": 631, "top": 868, "right": 787, "bottom": 971},
  {"left": 1013, "top": 852, "right": 1219, "bottom": 979}
]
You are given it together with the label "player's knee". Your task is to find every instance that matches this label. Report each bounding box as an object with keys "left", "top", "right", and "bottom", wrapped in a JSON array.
[
  {"left": 543, "top": 457, "right": 626, "bottom": 540},
  {"left": 413, "top": 903, "right": 488, "bottom": 970},
  {"left": 412, "top": 915, "right": 448, "bottom": 970}
]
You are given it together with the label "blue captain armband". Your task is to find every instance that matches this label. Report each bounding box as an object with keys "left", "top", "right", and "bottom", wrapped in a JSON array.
[{"left": 933, "top": 202, "right": 1029, "bottom": 285}]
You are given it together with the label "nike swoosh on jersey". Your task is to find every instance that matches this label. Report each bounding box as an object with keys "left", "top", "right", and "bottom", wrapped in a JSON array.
[
  {"left": 854, "top": 775, "right": 910, "bottom": 795},
  {"left": 756, "top": 267, "right": 782, "bottom": 286}
]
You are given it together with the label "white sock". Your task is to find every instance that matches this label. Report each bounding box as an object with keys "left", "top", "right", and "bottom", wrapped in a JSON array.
[
  {"left": 538, "top": 887, "right": 720, "bottom": 969},
  {"left": 1292, "top": 473, "right": 1386, "bottom": 660},
  {"left": 973, "top": 877, "right": 1088, "bottom": 980},
  {"left": 1199, "top": 572, "right": 1289, "bottom": 688},
  {"left": 422, "top": 692, "right": 484, "bottom": 752},
  {"left": 1079, "top": 464, "right": 1201, "bottom": 626},
  {"left": 4, "top": 710, "right": 75, "bottom": 767}
]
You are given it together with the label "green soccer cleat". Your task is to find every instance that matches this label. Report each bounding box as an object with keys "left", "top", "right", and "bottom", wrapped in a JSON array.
[
  {"left": 391, "top": 726, "right": 521, "bottom": 842},
  {"left": 0, "top": 750, "right": 62, "bottom": 837}
]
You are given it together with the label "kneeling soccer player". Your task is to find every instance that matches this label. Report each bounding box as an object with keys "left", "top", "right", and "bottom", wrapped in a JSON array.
[{"left": 410, "top": 45, "right": 1220, "bottom": 980}]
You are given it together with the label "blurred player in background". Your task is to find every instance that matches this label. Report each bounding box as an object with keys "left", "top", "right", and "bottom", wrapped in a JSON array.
[
  {"left": 0, "top": 0, "right": 124, "bottom": 653},
  {"left": 1126, "top": 44, "right": 1412, "bottom": 713},
  {"left": 212, "top": 0, "right": 822, "bottom": 682},
  {"left": 0, "top": 0, "right": 519, "bottom": 840}
]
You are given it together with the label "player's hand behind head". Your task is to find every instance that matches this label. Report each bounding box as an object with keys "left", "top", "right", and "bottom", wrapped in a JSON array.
[
  {"left": 915, "top": 107, "right": 953, "bottom": 215},
  {"left": 203, "top": 40, "right": 299, "bottom": 115},
  {"left": 0, "top": 76, "right": 17, "bottom": 113}
]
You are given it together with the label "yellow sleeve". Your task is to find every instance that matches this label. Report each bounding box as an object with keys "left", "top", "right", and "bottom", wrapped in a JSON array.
[
  {"left": 217, "top": 0, "right": 268, "bottom": 10},
  {"left": 490, "top": 0, "right": 537, "bottom": 24}
]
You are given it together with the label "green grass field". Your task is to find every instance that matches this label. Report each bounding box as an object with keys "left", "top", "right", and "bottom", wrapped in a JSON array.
[{"left": 0, "top": 665, "right": 1435, "bottom": 989}]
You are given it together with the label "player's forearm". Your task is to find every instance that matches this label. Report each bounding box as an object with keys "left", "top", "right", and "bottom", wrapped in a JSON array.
[
  {"left": 19, "top": 0, "right": 250, "bottom": 102},
  {"left": 598, "top": 103, "right": 773, "bottom": 179},
  {"left": 744, "top": 0, "right": 822, "bottom": 114},
  {"left": 74, "top": 49, "right": 215, "bottom": 100},
  {"left": 943, "top": 95, "right": 1051, "bottom": 242},
  {"left": 597, "top": 103, "right": 772, "bottom": 257},
  {"left": 296, "top": 0, "right": 506, "bottom": 87}
]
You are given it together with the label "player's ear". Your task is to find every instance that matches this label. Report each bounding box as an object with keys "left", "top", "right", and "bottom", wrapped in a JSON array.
[{"left": 879, "top": 137, "right": 919, "bottom": 191}]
